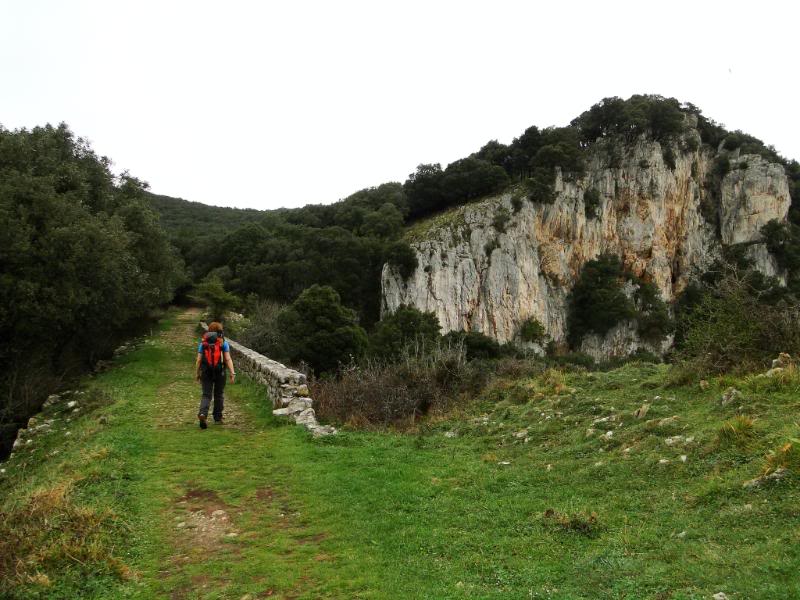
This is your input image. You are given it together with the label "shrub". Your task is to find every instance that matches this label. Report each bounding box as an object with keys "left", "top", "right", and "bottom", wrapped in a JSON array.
[
  {"left": 370, "top": 305, "right": 441, "bottom": 359},
  {"left": 677, "top": 269, "right": 800, "bottom": 374},
  {"left": 511, "top": 194, "right": 524, "bottom": 213},
  {"left": 278, "top": 285, "right": 368, "bottom": 375},
  {"left": 712, "top": 154, "right": 731, "bottom": 178},
  {"left": 567, "top": 255, "right": 636, "bottom": 347},
  {"left": 634, "top": 281, "right": 675, "bottom": 343},
  {"left": 312, "top": 343, "right": 482, "bottom": 426},
  {"left": 761, "top": 220, "right": 800, "bottom": 291},
  {"left": 442, "top": 330, "right": 503, "bottom": 360},
  {"left": 662, "top": 146, "right": 677, "bottom": 170},
  {"left": 583, "top": 188, "right": 601, "bottom": 219},
  {"left": 525, "top": 171, "right": 555, "bottom": 203},
  {"left": 492, "top": 207, "right": 511, "bottom": 233},
  {"left": 519, "top": 317, "right": 547, "bottom": 343},
  {"left": 237, "top": 299, "right": 287, "bottom": 360},
  {"left": 386, "top": 241, "right": 418, "bottom": 280},
  {"left": 546, "top": 352, "right": 596, "bottom": 370}
]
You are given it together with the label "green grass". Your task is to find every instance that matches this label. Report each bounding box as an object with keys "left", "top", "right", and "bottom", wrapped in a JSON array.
[{"left": 2, "top": 311, "right": 800, "bottom": 598}]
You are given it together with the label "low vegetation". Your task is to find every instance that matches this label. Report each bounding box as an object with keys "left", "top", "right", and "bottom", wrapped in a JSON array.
[{"left": 2, "top": 311, "right": 799, "bottom": 598}]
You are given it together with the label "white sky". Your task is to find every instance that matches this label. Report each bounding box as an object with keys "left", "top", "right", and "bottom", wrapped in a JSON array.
[{"left": 1, "top": 0, "right": 798, "bottom": 210}]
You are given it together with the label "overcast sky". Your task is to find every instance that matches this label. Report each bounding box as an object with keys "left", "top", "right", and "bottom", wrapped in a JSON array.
[{"left": 2, "top": 1, "right": 798, "bottom": 210}]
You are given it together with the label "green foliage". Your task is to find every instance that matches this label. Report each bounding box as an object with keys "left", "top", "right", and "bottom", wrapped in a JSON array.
[
  {"left": 510, "top": 194, "right": 524, "bottom": 213},
  {"left": 190, "top": 276, "right": 240, "bottom": 321},
  {"left": 662, "top": 145, "right": 677, "bottom": 170},
  {"left": 278, "top": 285, "right": 368, "bottom": 374},
  {"left": 0, "top": 123, "right": 183, "bottom": 448},
  {"left": 492, "top": 207, "right": 511, "bottom": 233},
  {"left": 634, "top": 281, "right": 675, "bottom": 343},
  {"left": 712, "top": 154, "right": 731, "bottom": 178},
  {"left": 442, "top": 330, "right": 503, "bottom": 360},
  {"left": 236, "top": 299, "right": 286, "bottom": 360},
  {"left": 369, "top": 305, "right": 441, "bottom": 359},
  {"left": 678, "top": 269, "right": 800, "bottom": 374},
  {"left": 404, "top": 159, "right": 509, "bottom": 220},
  {"left": 484, "top": 238, "right": 500, "bottom": 260},
  {"left": 524, "top": 171, "right": 555, "bottom": 203},
  {"left": 567, "top": 255, "right": 636, "bottom": 346},
  {"left": 386, "top": 240, "right": 418, "bottom": 280},
  {"left": 583, "top": 188, "right": 601, "bottom": 219},
  {"left": 761, "top": 219, "right": 800, "bottom": 291},
  {"left": 519, "top": 317, "right": 547, "bottom": 343},
  {"left": 571, "top": 95, "right": 686, "bottom": 144}
]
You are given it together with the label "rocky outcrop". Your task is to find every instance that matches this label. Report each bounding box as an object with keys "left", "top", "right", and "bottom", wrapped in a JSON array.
[{"left": 381, "top": 131, "right": 791, "bottom": 361}]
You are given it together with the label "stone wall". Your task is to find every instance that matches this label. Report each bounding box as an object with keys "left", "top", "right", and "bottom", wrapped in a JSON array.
[{"left": 201, "top": 324, "right": 336, "bottom": 437}]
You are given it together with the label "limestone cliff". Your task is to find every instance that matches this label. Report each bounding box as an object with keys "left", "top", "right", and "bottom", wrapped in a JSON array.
[{"left": 381, "top": 125, "right": 791, "bottom": 360}]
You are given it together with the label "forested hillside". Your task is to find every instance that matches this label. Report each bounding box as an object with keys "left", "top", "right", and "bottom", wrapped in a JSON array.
[
  {"left": 146, "top": 95, "right": 800, "bottom": 379},
  {"left": 0, "top": 124, "right": 185, "bottom": 455}
]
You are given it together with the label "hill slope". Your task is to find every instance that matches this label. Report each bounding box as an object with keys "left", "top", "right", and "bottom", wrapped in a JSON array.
[{"left": 2, "top": 311, "right": 799, "bottom": 598}]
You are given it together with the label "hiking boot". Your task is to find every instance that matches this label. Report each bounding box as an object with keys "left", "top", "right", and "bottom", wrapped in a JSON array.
[
  {"left": 213, "top": 417, "right": 223, "bottom": 424},
  {"left": 198, "top": 414, "right": 207, "bottom": 429}
]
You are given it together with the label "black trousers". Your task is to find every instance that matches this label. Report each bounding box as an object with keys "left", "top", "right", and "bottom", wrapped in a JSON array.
[{"left": 198, "top": 370, "right": 225, "bottom": 420}]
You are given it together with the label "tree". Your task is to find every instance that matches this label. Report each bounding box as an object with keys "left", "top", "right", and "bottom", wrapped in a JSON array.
[
  {"left": 278, "top": 285, "right": 368, "bottom": 374},
  {"left": 190, "top": 276, "right": 240, "bottom": 321},
  {"left": 370, "top": 305, "right": 441, "bottom": 359},
  {"left": 567, "top": 255, "right": 636, "bottom": 346},
  {"left": 404, "top": 163, "right": 445, "bottom": 219}
]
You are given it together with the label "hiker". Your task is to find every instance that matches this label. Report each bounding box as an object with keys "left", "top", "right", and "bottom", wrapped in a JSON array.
[{"left": 195, "top": 322, "right": 236, "bottom": 429}]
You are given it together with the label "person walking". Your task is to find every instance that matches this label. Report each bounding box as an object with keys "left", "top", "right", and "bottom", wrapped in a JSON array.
[{"left": 195, "top": 322, "right": 235, "bottom": 429}]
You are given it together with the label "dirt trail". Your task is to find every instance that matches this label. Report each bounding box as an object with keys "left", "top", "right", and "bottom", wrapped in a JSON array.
[
  {"left": 154, "top": 309, "right": 252, "bottom": 432},
  {"left": 138, "top": 309, "right": 331, "bottom": 599}
]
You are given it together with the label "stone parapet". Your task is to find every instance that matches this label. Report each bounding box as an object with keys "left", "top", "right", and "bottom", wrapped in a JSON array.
[{"left": 200, "top": 324, "right": 335, "bottom": 437}]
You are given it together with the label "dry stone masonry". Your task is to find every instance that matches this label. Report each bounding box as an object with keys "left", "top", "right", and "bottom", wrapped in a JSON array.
[{"left": 201, "top": 324, "right": 336, "bottom": 437}]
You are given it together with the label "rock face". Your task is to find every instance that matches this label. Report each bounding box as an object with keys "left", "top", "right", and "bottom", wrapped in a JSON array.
[{"left": 381, "top": 130, "right": 791, "bottom": 360}]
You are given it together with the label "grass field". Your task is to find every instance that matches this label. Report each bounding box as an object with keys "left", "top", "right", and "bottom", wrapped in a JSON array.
[{"left": 1, "top": 308, "right": 799, "bottom": 599}]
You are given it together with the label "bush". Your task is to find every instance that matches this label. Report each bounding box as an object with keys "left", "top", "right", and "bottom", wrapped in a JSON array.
[
  {"left": 677, "top": 269, "right": 800, "bottom": 374},
  {"left": 662, "top": 146, "right": 677, "bottom": 170},
  {"left": 492, "top": 207, "right": 511, "bottom": 233},
  {"left": 370, "top": 305, "right": 441, "bottom": 359},
  {"left": 442, "top": 330, "right": 504, "bottom": 360},
  {"left": 237, "top": 299, "right": 287, "bottom": 360},
  {"left": 525, "top": 171, "right": 555, "bottom": 204},
  {"left": 634, "top": 281, "right": 674, "bottom": 343},
  {"left": 278, "top": 285, "right": 368, "bottom": 375},
  {"left": 312, "top": 343, "right": 482, "bottom": 426},
  {"left": 583, "top": 188, "right": 601, "bottom": 219},
  {"left": 386, "top": 241, "right": 418, "bottom": 280},
  {"left": 519, "top": 317, "right": 547, "bottom": 343}
]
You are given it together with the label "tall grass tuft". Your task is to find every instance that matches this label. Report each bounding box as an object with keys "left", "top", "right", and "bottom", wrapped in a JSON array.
[{"left": 717, "top": 415, "right": 755, "bottom": 448}]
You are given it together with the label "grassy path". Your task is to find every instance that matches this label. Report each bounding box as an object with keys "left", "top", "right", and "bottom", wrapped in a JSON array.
[{"left": 3, "top": 308, "right": 800, "bottom": 599}]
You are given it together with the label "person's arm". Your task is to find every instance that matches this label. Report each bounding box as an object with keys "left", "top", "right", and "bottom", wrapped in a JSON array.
[
  {"left": 225, "top": 351, "right": 235, "bottom": 383},
  {"left": 195, "top": 352, "right": 202, "bottom": 381}
]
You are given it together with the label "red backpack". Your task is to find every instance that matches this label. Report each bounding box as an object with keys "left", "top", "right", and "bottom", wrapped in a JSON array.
[{"left": 201, "top": 331, "right": 224, "bottom": 374}]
